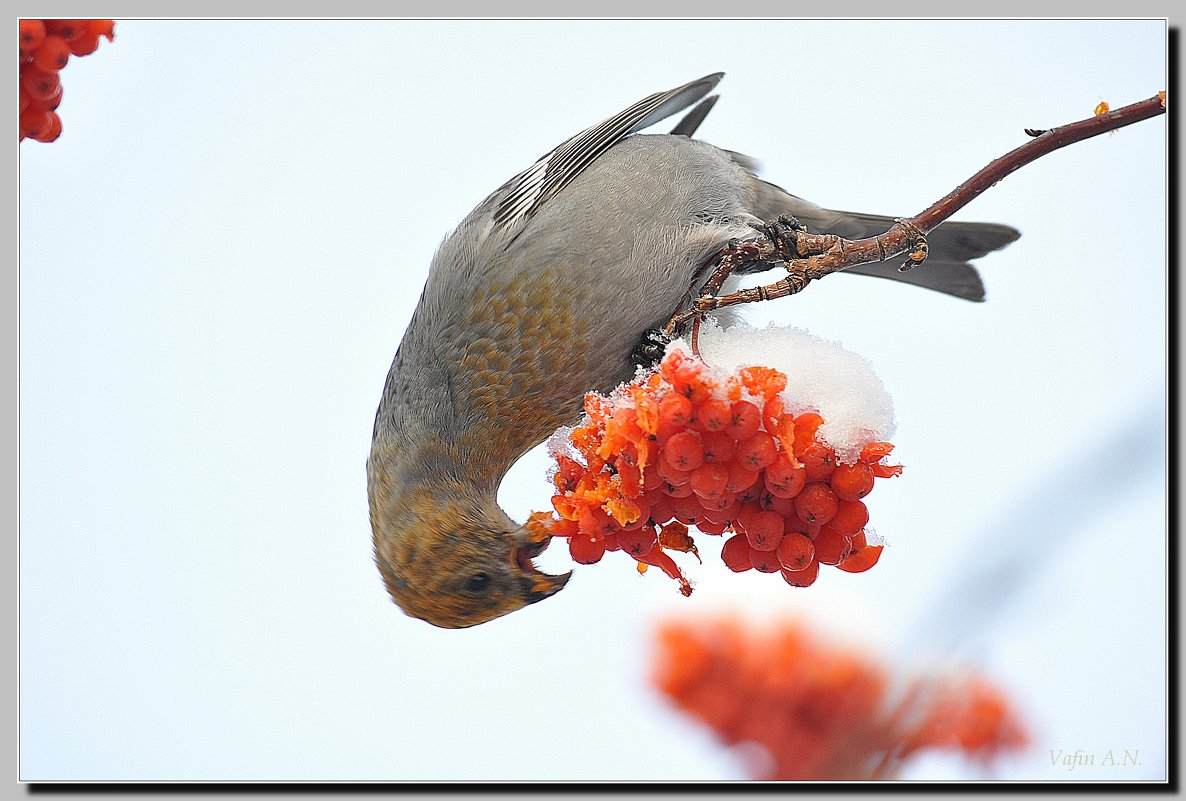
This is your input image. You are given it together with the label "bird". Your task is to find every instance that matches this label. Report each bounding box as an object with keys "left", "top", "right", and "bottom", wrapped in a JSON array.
[{"left": 367, "top": 73, "right": 1019, "bottom": 629}]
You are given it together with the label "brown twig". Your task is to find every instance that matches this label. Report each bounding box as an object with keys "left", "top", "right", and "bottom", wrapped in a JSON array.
[{"left": 666, "top": 92, "right": 1166, "bottom": 331}]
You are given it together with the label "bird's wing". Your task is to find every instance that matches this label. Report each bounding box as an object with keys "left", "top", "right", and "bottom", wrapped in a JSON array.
[{"left": 491, "top": 73, "right": 724, "bottom": 233}]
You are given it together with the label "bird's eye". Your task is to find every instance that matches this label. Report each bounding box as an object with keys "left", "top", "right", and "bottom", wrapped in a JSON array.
[{"left": 465, "top": 573, "right": 491, "bottom": 594}]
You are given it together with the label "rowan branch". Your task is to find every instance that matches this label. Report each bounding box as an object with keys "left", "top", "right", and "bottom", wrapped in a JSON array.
[{"left": 665, "top": 91, "right": 1166, "bottom": 334}]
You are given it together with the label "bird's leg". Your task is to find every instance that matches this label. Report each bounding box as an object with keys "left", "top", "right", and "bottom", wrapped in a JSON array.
[
  {"left": 654, "top": 215, "right": 806, "bottom": 343},
  {"left": 663, "top": 215, "right": 931, "bottom": 330}
]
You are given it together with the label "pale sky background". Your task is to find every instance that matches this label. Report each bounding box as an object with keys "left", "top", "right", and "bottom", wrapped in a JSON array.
[{"left": 19, "top": 19, "right": 1167, "bottom": 781}]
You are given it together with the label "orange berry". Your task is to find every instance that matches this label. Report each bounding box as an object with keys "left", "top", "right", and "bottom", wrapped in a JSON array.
[
  {"left": 724, "top": 461, "right": 759, "bottom": 493},
  {"left": 776, "top": 532, "right": 815, "bottom": 571},
  {"left": 758, "top": 490, "right": 795, "bottom": 518},
  {"left": 830, "top": 461, "right": 875, "bottom": 501},
  {"left": 664, "top": 430, "right": 704, "bottom": 471},
  {"left": 812, "top": 524, "right": 850, "bottom": 566},
  {"left": 794, "top": 483, "right": 838, "bottom": 526},
  {"left": 726, "top": 400, "right": 761, "bottom": 440},
  {"left": 735, "top": 432, "right": 777, "bottom": 471},
  {"left": 781, "top": 558, "right": 820, "bottom": 587},
  {"left": 830, "top": 499, "right": 869, "bottom": 536},
  {"left": 32, "top": 34, "right": 71, "bottom": 71},
  {"left": 690, "top": 463, "right": 728, "bottom": 500},
  {"left": 659, "top": 393, "right": 693, "bottom": 427},
  {"left": 19, "top": 20, "right": 47, "bottom": 58},
  {"left": 743, "top": 510, "right": 784, "bottom": 552},
  {"left": 799, "top": 442, "right": 837, "bottom": 482},
  {"left": 720, "top": 533, "right": 752, "bottom": 571},
  {"left": 693, "top": 398, "right": 730, "bottom": 433},
  {"left": 836, "top": 534, "right": 883, "bottom": 573},
  {"left": 700, "top": 431, "right": 734, "bottom": 464},
  {"left": 764, "top": 455, "right": 806, "bottom": 498}
]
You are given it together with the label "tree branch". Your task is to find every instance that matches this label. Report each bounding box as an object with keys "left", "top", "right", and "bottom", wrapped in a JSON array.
[{"left": 668, "top": 92, "right": 1166, "bottom": 331}]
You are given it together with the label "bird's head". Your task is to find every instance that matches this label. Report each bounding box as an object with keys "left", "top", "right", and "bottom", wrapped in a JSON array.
[{"left": 367, "top": 467, "right": 570, "bottom": 629}]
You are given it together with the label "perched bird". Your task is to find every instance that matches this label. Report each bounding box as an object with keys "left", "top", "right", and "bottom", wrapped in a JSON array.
[{"left": 367, "top": 73, "right": 1019, "bottom": 628}]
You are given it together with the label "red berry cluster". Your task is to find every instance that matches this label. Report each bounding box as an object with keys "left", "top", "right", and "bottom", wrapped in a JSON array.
[
  {"left": 19, "top": 19, "right": 115, "bottom": 143},
  {"left": 653, "top": 618, "right": 1030, "bottom": 780},
  {"left": 526, "top": 347, "right": 902, "bottom": 594}
]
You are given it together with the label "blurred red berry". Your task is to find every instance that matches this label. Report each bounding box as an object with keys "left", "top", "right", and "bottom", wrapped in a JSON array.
[{"left": 32, "top": 34, "right": 71, "bottom": 71}]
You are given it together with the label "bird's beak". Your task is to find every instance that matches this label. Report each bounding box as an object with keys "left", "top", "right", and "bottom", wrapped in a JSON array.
[{"left": 510, "top": 533, "right": 572, "bottom": 603}]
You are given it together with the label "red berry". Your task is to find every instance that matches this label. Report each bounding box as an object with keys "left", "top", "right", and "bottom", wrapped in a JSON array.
[
  {"left": 19, "top": 107, "right": 53, "bottom": 139},
  {"left": 696, "top": 519, "right": 729, "bottom": 535},
  {"left": 32, "top": 34, "right": 71, "bottom": 71},
  {"left": 19, "top": 19, "right": 47, "bottom": 58},
  {"left": 693, "top": 398, "right": 730, "bottom": 433},
  {"left": 800, "top": 442, "right": 837, "bottom": 482},
  {"left": 46, "top": 20, "right": 87, "bottom": 42},
  {"left": 781, "top": 559, "right": 820, "bottom": 587},
  {"left": 577, "top": 505, "right": 617, "bottom": 538},
  {"left": 618, "top": 525, "right": 657, "bottom": 557},
  {"left": 662, "top": 480, "right": 694, "bottom": 498},
  {"left": 641, "top": 466, "right": 663, "bottom": 492},
  {"left": 31, "top": 111, "right": 61, "bottom": 143},
  {"left": 812, "top": 524, "right": 850, "bottom": 566},
  {"left": 568, "top": 533, "right": 606, "bottom": 564},
  {"left": 776, "top": 532, "right": 815, "bottom": 571},
  {"left": 21, "top": 67, "right": 61, "bottom": 101},
  {"left": 656, "top": 456, "right": 690, "bottom": 487},
  {"left": 749, "top": 548, "right": 781, "bottom": 573},
  {"left": 794, "top": 483, "right": 838, "bottom": 526},
  {"left": 664, "top": 430, "right": 704, "bottom": 471},
  {"left": 726, "top": 400, "right": 762, "bottom": 441},
  {"left": 758, "top": 490, "right": 795, "bottom": 518},
  {"left": 700, "top": 431, "right": 735, "bottom": 464},
  {"left": 690, "top": 463, "right": 728, "bottom": 500},
  {"left": 87, "top": 20, "right": 116, "bottom": 41},
  {"left": 724, "top": 461, "right": 759, "bottom": 493},
  {"left": 68, "top": 32, "right": 100, "bottom": 56},
  {"left": 659, "top": 393, "right": 693, "bottom": 427},
  {"left": 698, "top": 495, "right": 740, "bottom": 522},
  {"left": 765, "top": 455, "right": 807, "bottom": 498},
  {"left": 742, "top": 510, "right": 784, "bottom": 552},
  {"left": 830, "top": 499, "right": 869, "bottom": 536},
  {"left": 670, "top": 493, "right": 707, "bottom": 524},
  {"left": 648, "top": 495, "right": 674, "bottom": 526},
  {"left": 720, "top": 534, "right": 752, "bottom": 572},
  {"left": 20, "top": 88, "right": 30, "bottom": 113},
  {"left": 836, "top": 531, "right": 883, "bottom": 573},
  {"left": 830, "top": 461, "right": 875, "bottom": 501},
  {"left": 735, "top": 432, "right": 778, "bottom": 471}
]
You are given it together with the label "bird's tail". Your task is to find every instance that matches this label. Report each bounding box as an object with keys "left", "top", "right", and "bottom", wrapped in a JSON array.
[{"left": 743, "top": 175, "right": 1020, "bottom": 302}]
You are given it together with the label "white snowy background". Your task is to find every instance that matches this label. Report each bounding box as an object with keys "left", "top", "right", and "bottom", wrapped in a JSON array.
[{"left": 19, "top": 19, "right": 1167, "bottom": 781}]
